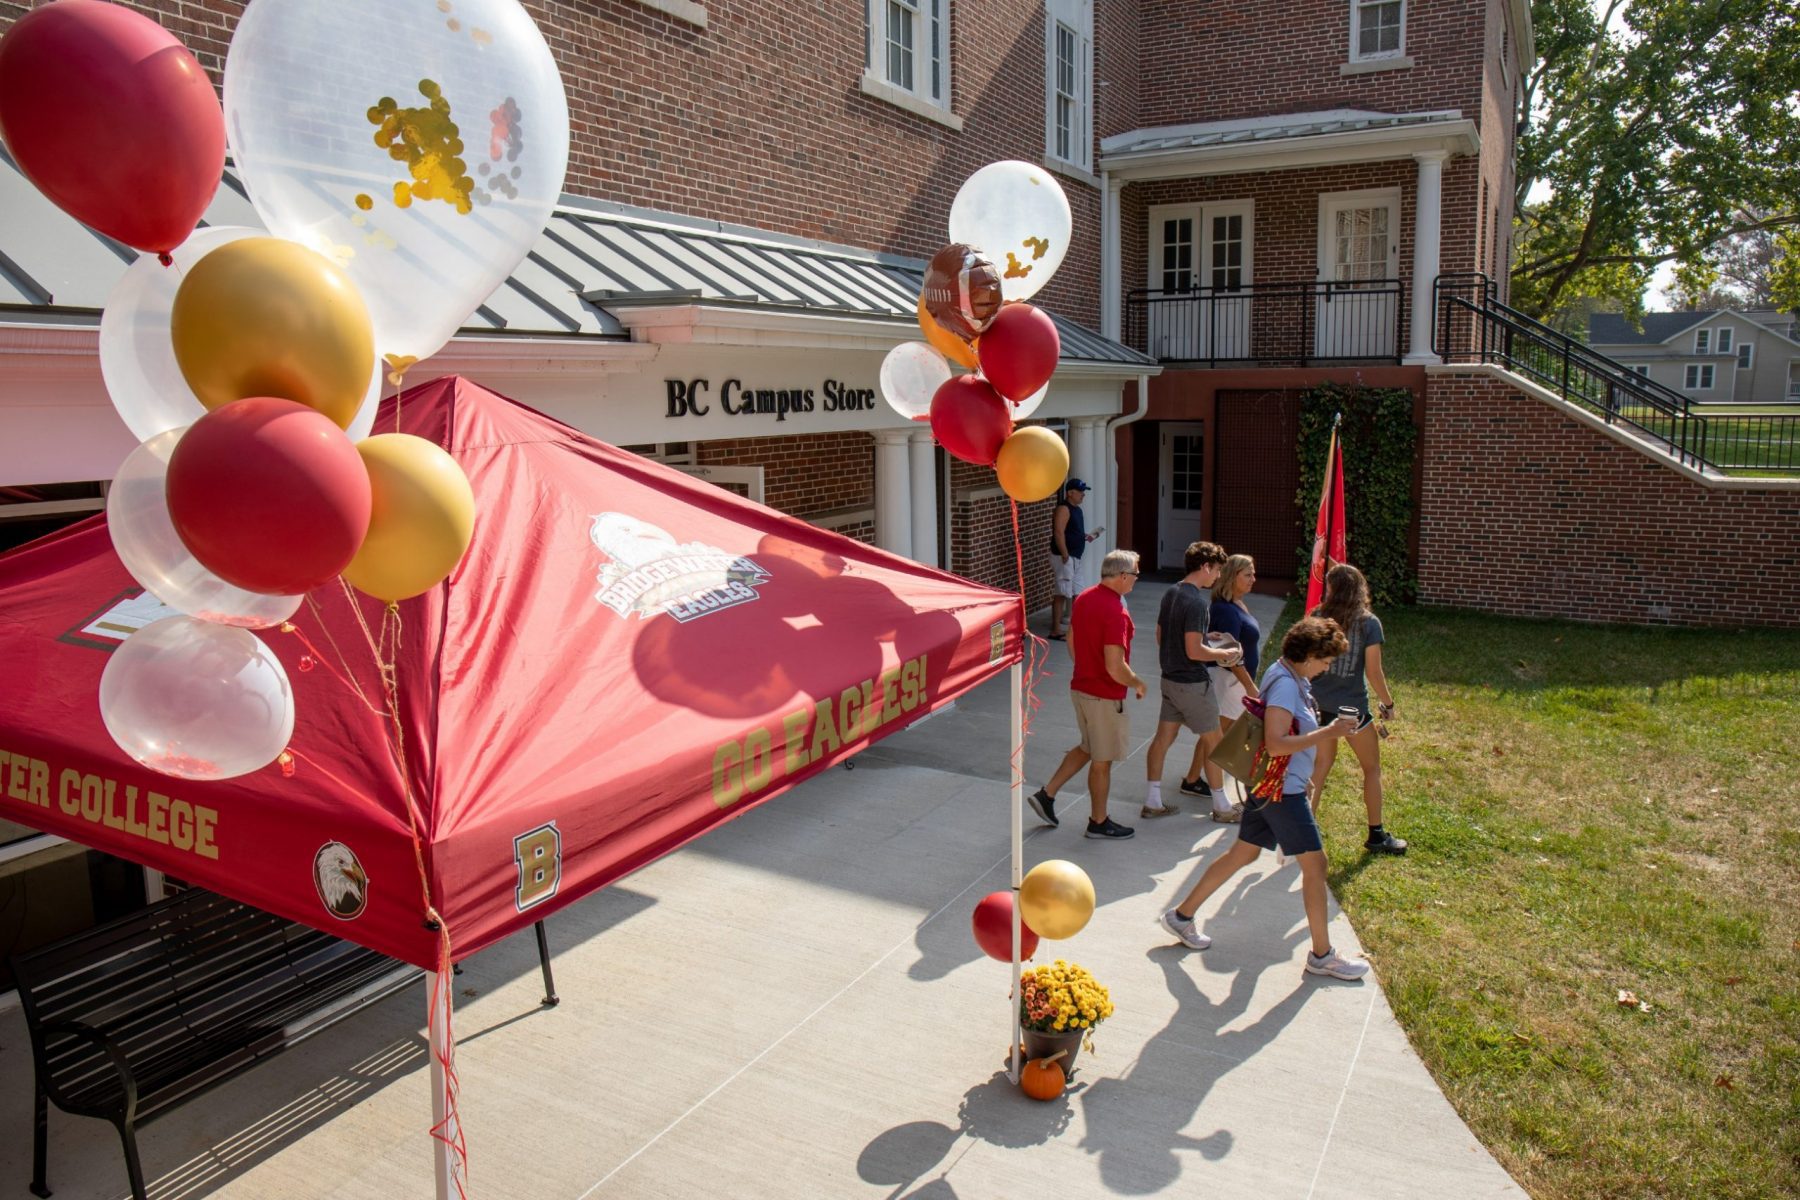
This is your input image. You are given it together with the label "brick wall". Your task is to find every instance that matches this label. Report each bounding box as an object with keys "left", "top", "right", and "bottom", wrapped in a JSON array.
[
  {"left": 1134, "top": 0, "right": 1487, "bottom": 128},
  {"left": 1419, "top": 371, "right": 1800, "bottom": 628},
  {"left": 696, "top": 431, "right": 873, "bottom": 538},
  {"left": 947, "top": 456, "right": 1056, "bottom": 615}
]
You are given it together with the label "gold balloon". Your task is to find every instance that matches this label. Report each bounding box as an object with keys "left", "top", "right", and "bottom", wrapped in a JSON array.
[
  {"left": 170, "top": 237, "right": 375, "bottom": 430},
  {"left": 917, "top": 294, "right": 979, "bottom": 370},
  {"left": 995, "top": 426, "right": 1070, "bottom": 503},
  {"left": 341, "top": 434, "right": 475, "bottom": 602},
  {"left": 1018, "top": 859, "right": 1096, "bottom": 940}
]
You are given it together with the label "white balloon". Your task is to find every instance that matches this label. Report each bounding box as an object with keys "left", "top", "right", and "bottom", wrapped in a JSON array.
[
  {"left": 880, "top": 341, "right": 953, "bottom": 422},
  {"left": 223, "top": 0, "right": 571, "bottom": 370},
  {"left": 101, "top": 228, "right": 384, "bottom": 444},
  {"left": 1011, "top": 381, "right": 1050, "bottom": 422},
  {"left": 99, "top": 617, "right": 295, "bottom": 781},
  {"left": 947, "top": 161, "right": 1073, "bottom": 303},
  {"left": 107, "top": 430, "right": 304, "bottom": 629}
]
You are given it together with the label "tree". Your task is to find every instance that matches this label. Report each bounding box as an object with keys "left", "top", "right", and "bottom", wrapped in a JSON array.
[
  {"left": 1668, "top": 224, "right": 1800, "bottom": 311},
  {"left": 1512, "top": 0, "right": 1800, "bottom": 321}
]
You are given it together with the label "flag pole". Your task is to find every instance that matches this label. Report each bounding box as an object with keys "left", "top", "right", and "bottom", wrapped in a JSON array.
[{"left": 1008, "top": 659, "right": 1023, "bottom": 1084}]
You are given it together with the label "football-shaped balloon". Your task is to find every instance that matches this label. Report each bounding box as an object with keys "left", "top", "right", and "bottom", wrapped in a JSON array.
[
  {"left": 921, "top": 243, "right": 1003, "bottom": 342},
  {"left": 929, "top": 376, "right": 1013, "bottom": 466},
  {"left": 165, "top": 398, "right": 372, "bottom": 595},
  {"left": 978, "top": 304, "right": 1061, "bottom": 402}
]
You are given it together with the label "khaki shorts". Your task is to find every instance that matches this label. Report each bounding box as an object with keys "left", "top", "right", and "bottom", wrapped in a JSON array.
[
  {"left": 1071, "top": 690, "right": 1131, "bottom": 761},
  {"left": 1158, "top": 676, "right": 1219, "bottom": 733}
]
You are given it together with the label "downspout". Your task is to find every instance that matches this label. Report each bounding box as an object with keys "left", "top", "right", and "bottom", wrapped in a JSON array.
[{"left": 1104, "top": 373, "right": 1150, "bottom": 560}]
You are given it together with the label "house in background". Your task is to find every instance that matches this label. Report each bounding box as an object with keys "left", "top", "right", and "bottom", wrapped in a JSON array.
[{"left": 1588, "top": 310, "right": 1800, "bottom": 405}]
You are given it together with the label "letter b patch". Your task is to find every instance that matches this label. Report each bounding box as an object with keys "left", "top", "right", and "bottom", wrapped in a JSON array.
[{"left": 514, "top": 822, "right": 562, "bottom": 912}]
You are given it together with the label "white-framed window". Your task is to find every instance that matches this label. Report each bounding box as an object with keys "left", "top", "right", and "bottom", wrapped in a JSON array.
[
  {"left": 1737, "top": 343, "right": 1754, "bottom": 370},
  {"left": 1694, "top": 328, "right": 1711, "bottom": 353},
  {"left": 1044, "top": 0, "right": 1093, "bottom": 172},
  {"left": 1633, "top": 364, "right": 1650, "bottom": 377},
  {"left": 1716, "top": 326, "right": 1733, "bottom": 353},
  {"left": 1684, "top": 364, "right": 1715, "bottom": 390},
  {"left": 865, "top": 0, "right": 950, "bottom": 113},
  {"left": 1350, "top": 0, "right": 1405, "bottom": 61},
  {"left": 619, "top": 441, "right": 696, "bottom": 465},
  {"left": 1153, "top": 211, "right": 1196, "bottom": 293}
]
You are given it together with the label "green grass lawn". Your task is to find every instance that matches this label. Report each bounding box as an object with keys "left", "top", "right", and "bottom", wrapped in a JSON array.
[
  {"left": 1609, "top": 404, "right": 1799, "bottom": 475},
  {"left": 1285, "top": 605, "right": 1800, "bottom": 1199}
]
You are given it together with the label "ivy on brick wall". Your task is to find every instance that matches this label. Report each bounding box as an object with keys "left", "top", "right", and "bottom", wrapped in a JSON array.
[{"left": 1295, "top": 383, "right": 1418, "bottom": 606}]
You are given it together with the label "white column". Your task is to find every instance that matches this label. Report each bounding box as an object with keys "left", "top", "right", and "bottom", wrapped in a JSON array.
[
  {"left": 1406, "top": 150, "right": 1448, "bottom": 364},
  {"left": 872, "top": 429, "right": 913, "bottom": 559},
  {"left": 908, "top": 428, "right": 939, "bottom": 567},
  {"left": 1069, "top": 417, "right": 1104, "bottom": 588},
  {"left": 1101, "top": 172, "right": 1123, "bottom": 342}
]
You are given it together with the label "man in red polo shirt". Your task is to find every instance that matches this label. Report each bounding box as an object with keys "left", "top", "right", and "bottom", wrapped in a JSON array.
[{"left": 1028, "top": 549, "right": 1146, "bottom": 840}]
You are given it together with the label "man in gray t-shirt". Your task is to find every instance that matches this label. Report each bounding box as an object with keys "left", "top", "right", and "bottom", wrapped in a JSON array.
[{"left": 1144, "top": 542, "right": 1240, "bottom": 818}]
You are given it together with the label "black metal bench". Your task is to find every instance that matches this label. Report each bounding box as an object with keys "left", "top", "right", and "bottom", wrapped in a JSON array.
[{"left": 9, "top": 888, "right": 556, "bottom": 1199}]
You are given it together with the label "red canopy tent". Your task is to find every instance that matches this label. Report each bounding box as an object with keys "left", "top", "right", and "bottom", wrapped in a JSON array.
[{"left": 0, "top": 377, "right": 1028, "bottom": 1195}]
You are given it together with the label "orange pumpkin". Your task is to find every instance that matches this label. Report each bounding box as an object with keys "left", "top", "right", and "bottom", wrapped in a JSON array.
[{"left": 1020, "top": 1051, "right": 1067, "bottom": 1101}]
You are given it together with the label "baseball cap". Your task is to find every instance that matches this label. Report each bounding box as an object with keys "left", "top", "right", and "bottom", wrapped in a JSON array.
[{"left": 1066, "top": 478, "right": 1091, "bottom": 492}]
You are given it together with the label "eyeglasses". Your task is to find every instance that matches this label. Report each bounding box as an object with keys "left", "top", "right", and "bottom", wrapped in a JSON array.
[{"left": 1108, "top": 570, "right": 1141, "bottom": 578}]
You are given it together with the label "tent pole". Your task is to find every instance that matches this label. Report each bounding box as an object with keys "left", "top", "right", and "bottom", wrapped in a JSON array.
[
  {"left": 427, "top": 970, "right": 454, "bottom": 1200},
  {"left": 1009, "top": 660, "right": 1023, "bottom": 1084}
]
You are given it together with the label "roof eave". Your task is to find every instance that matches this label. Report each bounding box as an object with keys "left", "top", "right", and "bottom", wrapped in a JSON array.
[
  {"left": 1099, "top": 119, "right": 1480, "bottom": 183},
  {"left": 607, "top": 303, "right": 1156, "bottom": 373}
]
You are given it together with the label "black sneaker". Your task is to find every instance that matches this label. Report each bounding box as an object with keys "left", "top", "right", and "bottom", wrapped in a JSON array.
[
  {"left": 1027, "top": 788, "right": 1058, "bottom": 828},
  {"left": 1365, "top": 830, "right": 1408, "bottom": 854},
  {"left": 1178, "top": 777, "right": 1213, "bottom": 799},
  {"left": 1084, "top": 818, "right": 1136, "bottom": 840}
]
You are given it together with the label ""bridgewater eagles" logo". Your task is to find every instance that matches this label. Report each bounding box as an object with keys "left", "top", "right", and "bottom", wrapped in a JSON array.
[{"left": 589, "top": 513, "right": 770, "bottom": 623}]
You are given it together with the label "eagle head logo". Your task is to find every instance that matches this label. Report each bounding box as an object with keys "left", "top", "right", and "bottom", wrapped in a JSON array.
[{"left": 313, "top": 841, "right": 369, "bottom": 920}]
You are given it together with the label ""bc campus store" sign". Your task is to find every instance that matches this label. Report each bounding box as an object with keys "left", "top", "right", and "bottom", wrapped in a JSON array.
[{"left": 665, "top": 377, "right": 879, "bottom": 422}]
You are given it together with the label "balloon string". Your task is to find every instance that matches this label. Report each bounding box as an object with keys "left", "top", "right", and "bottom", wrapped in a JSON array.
[
  {"left": 372, "top": 600, "right": 470, "bottom": 1199},
  {"left": 285, "top": 603, "right": 386, "bottom": 717}
]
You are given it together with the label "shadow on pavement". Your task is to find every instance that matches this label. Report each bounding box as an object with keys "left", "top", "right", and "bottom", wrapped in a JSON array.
[{"left": 1076, "top": 872, "right": 1317, "bottom": 1195}]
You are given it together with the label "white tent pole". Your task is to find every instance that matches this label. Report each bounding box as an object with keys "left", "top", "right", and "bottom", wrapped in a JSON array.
[
  {"left": 427, "top": 970, "right": 454, "bottom": 1200},
  {"left": 1009, "top": 660, "right": 1023, "bottom": 1084}
]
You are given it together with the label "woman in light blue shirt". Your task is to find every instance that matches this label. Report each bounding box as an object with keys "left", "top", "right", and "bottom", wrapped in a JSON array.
[{"left": 1158, "top": 616, "right": 1370, "bottom": 980}]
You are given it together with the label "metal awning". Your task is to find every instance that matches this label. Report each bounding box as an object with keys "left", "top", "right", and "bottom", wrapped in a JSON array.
[
  {"left": 0, "top": 149, "right": 1151, "bottom": 368},
  {"left": 1099, "top": 108, "right": 1479, "bottom": 182}
]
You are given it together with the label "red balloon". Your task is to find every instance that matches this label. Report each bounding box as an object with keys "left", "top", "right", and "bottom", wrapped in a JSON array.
[
  {"left": 166, "top": 398, "right": 372, "bottom": 595},
  {"left": 930, "top": 376, "right": 1014, "bottom": 466},
  {"left": 973, "top": 891, "right": 1039, "bottom": 962},
  {"left": 978, "top": 304, "right": 1062, "bottom": 402},
  {"left": 0, "top": 1, "right": 224, "bottom": 254}
]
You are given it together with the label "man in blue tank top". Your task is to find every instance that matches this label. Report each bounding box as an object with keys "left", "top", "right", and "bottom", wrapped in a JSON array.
[{"left": 1047, "top": 479, "right": 1097, "bottom": 640}]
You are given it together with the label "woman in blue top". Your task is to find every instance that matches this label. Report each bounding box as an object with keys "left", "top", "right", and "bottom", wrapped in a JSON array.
[
  {"left": 1158, "top": 617, "right": 1370, "bottom": 980},
  {"left": 1205, "top": 554, "right": 1262, "bottom": 822}
]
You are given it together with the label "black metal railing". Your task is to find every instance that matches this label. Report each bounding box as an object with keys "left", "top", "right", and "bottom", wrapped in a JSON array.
[
  {"left": 1432, "top": 273, "right": 1800, "bottom": 476},
  {"left": 1125, "top": 279, "right": 1405, "bottom": 366}
]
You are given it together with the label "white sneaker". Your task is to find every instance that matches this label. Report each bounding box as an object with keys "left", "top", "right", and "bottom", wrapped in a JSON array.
[
  {"left": 1159, "top": 908, "right": 1211, "bottom": 951},
  {"left": 1305, "top": 947, "right": 1370, "bottom": 980}
]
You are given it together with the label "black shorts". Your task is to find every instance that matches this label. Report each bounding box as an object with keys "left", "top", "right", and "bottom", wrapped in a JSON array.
[{"left": 1237, "top": 792, "right": 1324, "bottom": 856}]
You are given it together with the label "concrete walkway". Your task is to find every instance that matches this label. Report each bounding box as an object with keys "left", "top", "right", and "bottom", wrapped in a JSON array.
[{"left": 0, "top": 582, "right": 1524, "bottom": 1199}]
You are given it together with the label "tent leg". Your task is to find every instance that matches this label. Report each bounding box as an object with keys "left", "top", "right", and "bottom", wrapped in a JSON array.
[
  {"left": 426, "top": 971, "right": 455, "bottom": 1200},
  {"left": 1009, "top": 661, "right": 1023, "bottom": 1085},
  {"left": 534, "top": 921, "right": 559, "bottom": 1006}
]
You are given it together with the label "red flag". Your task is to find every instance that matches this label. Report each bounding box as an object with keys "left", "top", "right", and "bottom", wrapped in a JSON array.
[{"left": 1305, "top": 422, "right": 1346, "bottom": 612}]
